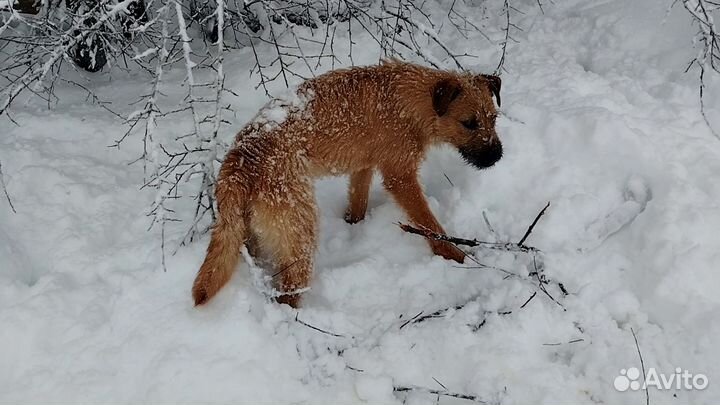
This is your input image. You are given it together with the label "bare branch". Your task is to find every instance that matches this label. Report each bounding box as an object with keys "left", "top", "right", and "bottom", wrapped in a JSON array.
[
  {"left": 682, "top": 0, "right": 720, "bottom": 139},
  {"left": 394, "top": 385, "right": 487, "bottom": 403},
  {"left": 294, "top": 312, "right": 346, "bottom": 337},
  {"left": 0, "top": 160, "right": 16, "bottom": 213},
  {"left": 398, "top": 222, "right": 539, "bottom": 254},
  {"left": 518, "top": 201, "right": 551, "bottom": 246},
  {"left": 631, "top": 327, "right": 650, "bottom": 405}
]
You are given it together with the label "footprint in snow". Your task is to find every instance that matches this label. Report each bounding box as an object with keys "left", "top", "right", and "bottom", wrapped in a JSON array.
[{"left": 579, "top": 176, "right": 652, "bottom": 252}]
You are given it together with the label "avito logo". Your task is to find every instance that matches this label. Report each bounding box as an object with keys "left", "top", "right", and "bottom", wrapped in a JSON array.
[{"left": 614, "top": 367, "right": 709, "bottom": 392}]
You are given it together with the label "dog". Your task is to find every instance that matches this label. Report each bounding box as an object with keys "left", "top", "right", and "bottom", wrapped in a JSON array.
[{"left": 192, "top": 60, "right": 503, "bottom": 308}]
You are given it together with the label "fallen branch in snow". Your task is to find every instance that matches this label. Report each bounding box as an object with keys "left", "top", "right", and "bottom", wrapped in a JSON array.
[
  {"left": 399, "top": 286, "right": 544, "bottom": 331},
  {"left": 294, "top": 313, "right": 346, "bottom": 338},
  {"left": 398, "top": 202, "right": 568, "bottom": 329},
  {"left": 529, "top": 255, "right": 565, "bottom": 311},
  {"left": 397, "top": 306, "right": 498, "bottom": 330},
  {"left": 520, "top": 291, "right": 537, "bottom": 308},
  {"left": 398, "top": 289, "right": 573, "bottom": 336},
  {"left": 631, "top": 327, "right": 650, "bottom": 405},
  {"left": 518, "top": 201, "right": 550, "bottom": 247},
  {"left": 0, "top": 160, "right": 16, "bottom": 213},
  {"left": 457, "top": 258, "right": 569, "bottom": 305},
  {"left": 398, "top": 202, "right": 570, "bottom": 329},
  {"left": 399, "top": 201, "right": 550, "bottom": 254},
  {"left": 398, "top": 223, "right": 539, "bottom": 254},
  {"left": 394, "top": 385, "right": 487, "bottom": 403}
]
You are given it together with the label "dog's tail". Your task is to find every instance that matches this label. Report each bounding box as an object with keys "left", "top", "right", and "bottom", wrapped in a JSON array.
[{"left": 192, "top": 158, "right": 250, "bottom": 306}]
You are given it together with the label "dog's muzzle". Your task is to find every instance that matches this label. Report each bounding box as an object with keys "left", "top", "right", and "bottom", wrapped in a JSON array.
[{"left": 458, "top": 140, "right": 503, "bottom": 169}]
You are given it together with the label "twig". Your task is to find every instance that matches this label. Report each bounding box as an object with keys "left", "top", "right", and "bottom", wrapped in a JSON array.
[
  {"left": 398, "top": 223, "right": 539, "bottom": 253},
  {"left": 495, "top": 0, "right": 512, "bottom": 75},
  {"left": 530, "top": 255, "right": 566, "bottom": 310},
  {"left": 398, "top": 202, "right": 550, "bottom": 253},
  {"left": 394, "top": 385, "right": 486, "bottom": 403},
  {"left": 698, "top": 64, "right": 719, "bottom": 140},
  {"left": 631, "top": 327, "right": 650, "bottom": 405},
  {"left": 399, "top": 310, "right": 425, "bottom": 329},
  {"left": 401, "top": 299, "right": 515, "bottom": 329},
  {"left": 294, "top": 312, "right": 345, "bottom": 337},
  {"left": 519, "top": 291, "right": 537, "bottom": 308},
  {"left": 432, "top": 377, "right": 448, "bottom": 391},
  {"left": 0, "top": 160, "right": 16, "bottom": 213},
  {"left": 518, "top": 202, "right": 550, "bottom": 247},
  {"left": 399, "top": 271, "right": 567, "bottom": 331},
  {"left": 482, "top": 210, "right": 496, "bottom": 235}
]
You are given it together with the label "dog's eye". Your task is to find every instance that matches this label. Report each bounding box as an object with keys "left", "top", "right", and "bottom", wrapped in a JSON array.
[{"left": 462, "top": 118, "right": 478, "bottom": 130}]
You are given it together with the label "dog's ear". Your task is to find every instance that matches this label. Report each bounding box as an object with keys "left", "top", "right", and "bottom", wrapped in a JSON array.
[
  {"left": 432, "top": 78, "right": 462, "bottom": 116},
  {"left": 476, "top": 74, "right": 501, "bottom": 107}
]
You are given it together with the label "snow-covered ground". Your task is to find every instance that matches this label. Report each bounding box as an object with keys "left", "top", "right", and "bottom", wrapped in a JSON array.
[{"left": 2, "top": 0, "right": 720, "bottom": 403}]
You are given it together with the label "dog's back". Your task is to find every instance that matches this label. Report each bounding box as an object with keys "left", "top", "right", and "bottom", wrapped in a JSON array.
[{"left": 229, "top": 61, "right": 442, "bottom": 182}]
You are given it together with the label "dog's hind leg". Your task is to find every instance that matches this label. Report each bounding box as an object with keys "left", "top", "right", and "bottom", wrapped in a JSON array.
[
  {"left": 344, "top": 168, "right": 373, "bottom": 224},
  {"left": 251, "top": 180, "right": 318, "bottom": 308}
]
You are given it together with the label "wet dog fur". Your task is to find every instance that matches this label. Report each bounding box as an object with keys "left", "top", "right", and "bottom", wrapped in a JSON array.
[{"left": 192, "top": 60, "right": 503, "bottom": 308}]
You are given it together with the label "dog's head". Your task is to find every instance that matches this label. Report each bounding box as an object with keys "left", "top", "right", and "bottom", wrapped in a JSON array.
[{"left": 430, "top": 74, "right": 502, "bottom": 169}]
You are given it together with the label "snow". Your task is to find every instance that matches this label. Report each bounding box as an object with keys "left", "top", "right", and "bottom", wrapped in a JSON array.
[
  {"left": 1, "top": 0, "right": 720, "bottom": 403},
  {"left": 247, "top": 87, "right": 315, "bottom": 134}
]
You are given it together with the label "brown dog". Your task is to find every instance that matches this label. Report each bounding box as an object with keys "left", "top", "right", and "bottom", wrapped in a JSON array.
[{"left": 192, "top": 60, "right": 502, "bottom": 307}]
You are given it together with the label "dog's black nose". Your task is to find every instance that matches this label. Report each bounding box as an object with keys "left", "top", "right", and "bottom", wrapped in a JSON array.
[{"left": 459, "top": 141, "right": 503, "bottom": 169}]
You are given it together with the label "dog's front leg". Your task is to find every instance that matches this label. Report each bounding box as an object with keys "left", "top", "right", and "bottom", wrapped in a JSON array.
[
  {"left": 382, "top": 169, "right": 465, "bottom": 263},
  {"left": 345, "top": 168, "right": 373, "bottom": 224}
]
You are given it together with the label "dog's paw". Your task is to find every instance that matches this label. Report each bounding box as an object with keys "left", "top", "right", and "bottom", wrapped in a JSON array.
[
  {"left": 431, "top": 241, "right": 465, "bottom": 264},
  {"left": 276, "top": 293, "right": 302, "bottom": 308},
  {"left": 343, "top": 210, "right": 365, "bottom": 225}
]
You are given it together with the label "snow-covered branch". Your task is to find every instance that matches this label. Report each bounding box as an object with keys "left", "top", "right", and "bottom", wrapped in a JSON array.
[{"left": 682, "top": 0, "right": 720, "bottom": 139}]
